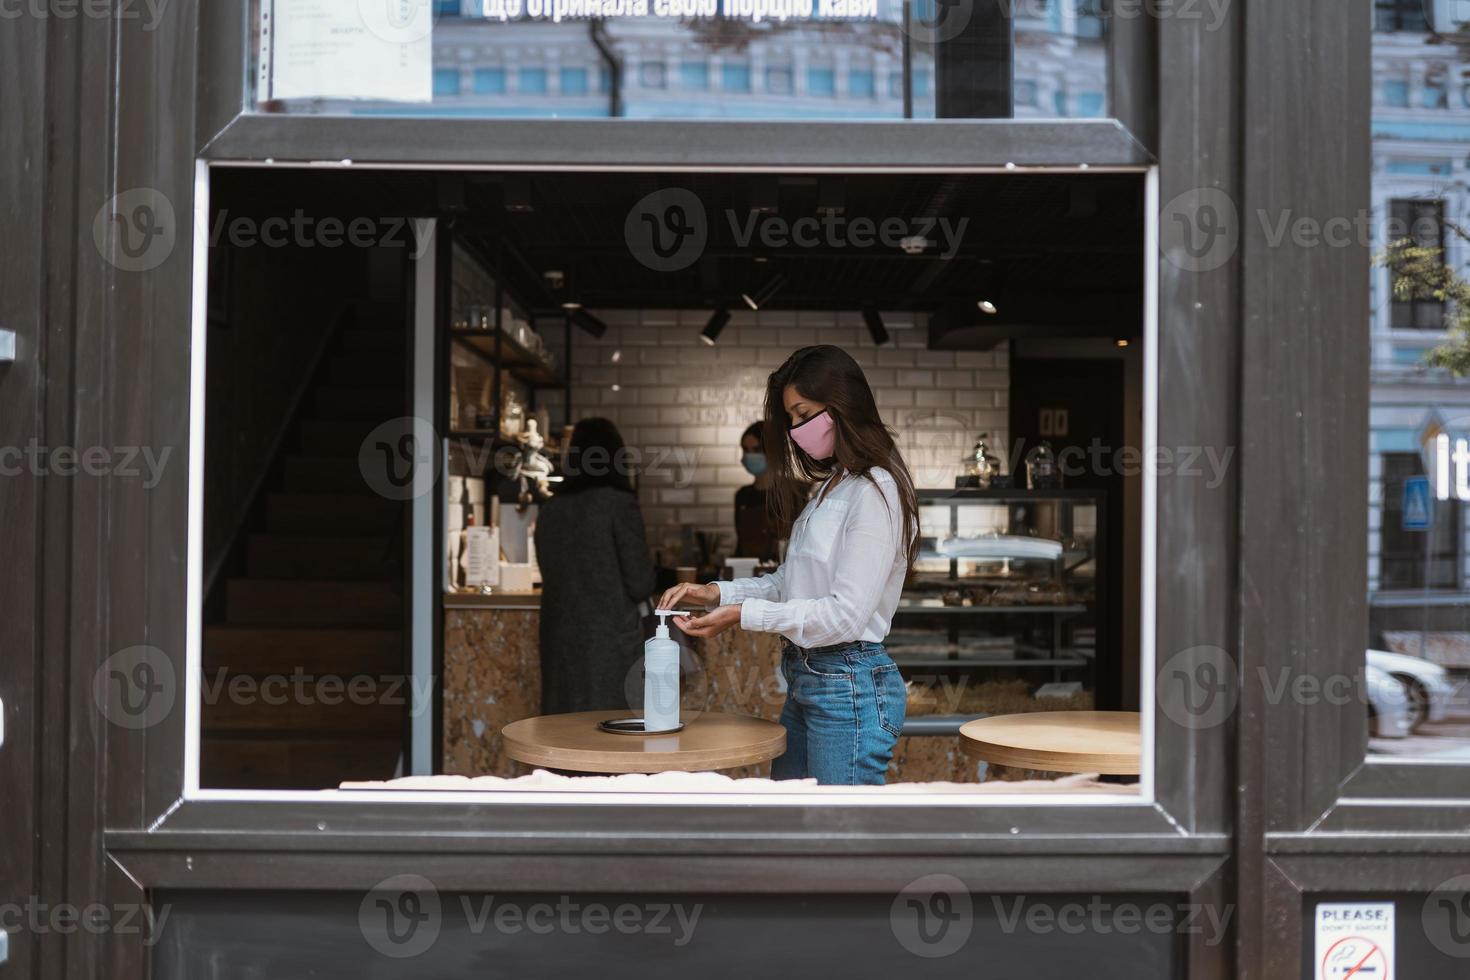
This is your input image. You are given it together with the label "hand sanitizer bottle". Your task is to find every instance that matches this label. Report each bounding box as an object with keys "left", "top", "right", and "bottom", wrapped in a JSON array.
[{"left": 644, "top": 611, "right": 683, "bottom": 732}]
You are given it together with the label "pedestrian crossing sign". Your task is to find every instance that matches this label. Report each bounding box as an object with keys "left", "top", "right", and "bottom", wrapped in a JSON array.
[{"left": 1403, "top": 476, "right": 1433, "bottom": 531}]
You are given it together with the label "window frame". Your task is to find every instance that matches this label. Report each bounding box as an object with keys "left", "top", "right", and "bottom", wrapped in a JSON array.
[
  {"left": 1387, "top": 197, "right": 1448, "bottom": 330},
  {"left": 103, "top": 0, "right": 1240, "bottom": 926}
]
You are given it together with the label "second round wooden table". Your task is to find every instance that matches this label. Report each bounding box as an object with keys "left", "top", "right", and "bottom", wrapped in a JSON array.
[
  {"left": 502, "top": 710, "right": 786, "bottom": 774},
  {"left": 959, "top": 710, "right": 1142, "bottom": 775}
]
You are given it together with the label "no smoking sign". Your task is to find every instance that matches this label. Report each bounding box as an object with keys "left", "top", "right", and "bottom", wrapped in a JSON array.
[{"left": 1315, "top": 903, "right": 1395, "bottom": 980}]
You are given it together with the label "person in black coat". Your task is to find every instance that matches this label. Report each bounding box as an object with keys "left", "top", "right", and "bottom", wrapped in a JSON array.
[{"left": 534, "top": 417, "right": 656, "bottom": 715}]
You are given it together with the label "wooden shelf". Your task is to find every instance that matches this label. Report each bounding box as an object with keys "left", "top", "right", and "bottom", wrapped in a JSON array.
[{"left": 451, "top": 328, "right": 563, "bottom": 387}]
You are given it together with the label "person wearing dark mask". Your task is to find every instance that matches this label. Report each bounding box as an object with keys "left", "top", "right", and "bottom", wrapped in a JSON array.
[{"left": 733, "top": 421, "right": 782, "bottom": 561}]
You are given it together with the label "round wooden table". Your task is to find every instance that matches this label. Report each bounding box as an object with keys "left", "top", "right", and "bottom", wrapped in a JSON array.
[
  {"left": 959, "top": 711, "right": 1141, "bottom": 775},
  {"left": 501, "top": 710, "right": 787, "bottom": 774}
]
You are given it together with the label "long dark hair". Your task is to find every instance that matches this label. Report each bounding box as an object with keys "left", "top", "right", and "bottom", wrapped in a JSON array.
[
  {"left": 558, "top": 416, "right": 635, "bottom": 495},
  {"left": 762, "top": 345, "right": 920, "bottom": 568}
]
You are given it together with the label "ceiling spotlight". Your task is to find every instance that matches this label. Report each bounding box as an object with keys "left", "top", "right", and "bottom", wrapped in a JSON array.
[
  {"left": 750, "top": 177, "right": 780, "bottom": 215},
  {"left": 817, "top": 180, "right": 845, "bottom": 217},
  {"left": 503, "top": 175, "right": 535, "bottom": 213},
  {"left": 741, "top": 271, "right": 788, "bottom": 311},
  {"left": 1115, "top": 337, "right": 1130, "bottom": 348},
  {"left": 701, "top": 308, "right": 731, "bottom": 346},
  {"left": 899, "top": 235, "right": 931, "bottom": 255},
  {"left": 560, "top": 300, "right": 583, "bottom": 310},
  {"left": 977, "top": 299, "right": 998, "bottom": 315},
  {"left": 862, "top": 305, "right": 889, "bottom": 345},
  {"left": 570, "top": 308, "right": 608, "bottom": 338}
]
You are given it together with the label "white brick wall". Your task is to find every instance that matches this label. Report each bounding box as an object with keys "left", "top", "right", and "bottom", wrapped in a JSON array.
[{"left": 546, "top": 308, "right": 1009, "bottom": 551}]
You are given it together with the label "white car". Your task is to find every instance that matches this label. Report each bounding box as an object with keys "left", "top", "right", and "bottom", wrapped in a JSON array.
[
  {"left": 1367, "top": 648, "right": 1458, "bottom": 731},
  {"left": 1366, "top": 664, "right": 1414, "bottom": 739}
]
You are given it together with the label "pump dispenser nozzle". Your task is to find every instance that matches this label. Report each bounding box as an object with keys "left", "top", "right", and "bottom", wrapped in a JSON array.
[{"left": 653, "top": 608, "right": 690, "bottom": 639}]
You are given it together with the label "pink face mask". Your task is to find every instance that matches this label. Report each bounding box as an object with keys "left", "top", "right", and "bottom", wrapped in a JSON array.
[{"left": 789, "top": 410, "right": 836, "bottom": 461}]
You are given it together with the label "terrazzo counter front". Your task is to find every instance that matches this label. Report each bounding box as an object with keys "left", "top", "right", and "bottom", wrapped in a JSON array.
[{"left": 442, "top": 597, "right": 1077, "bottom": 782}]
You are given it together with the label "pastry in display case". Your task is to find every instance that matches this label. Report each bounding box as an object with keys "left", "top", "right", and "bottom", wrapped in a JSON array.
[{"left": 893, "top": 489, "right": 1104, "bottom": 727}]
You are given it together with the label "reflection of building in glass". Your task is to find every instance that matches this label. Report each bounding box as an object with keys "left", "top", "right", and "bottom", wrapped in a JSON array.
[
  {"left": 302, "top": 0, "right": 1106, "bottom": 119},
  {"left": 1367, "top": 10, "right": 1470, "bottom": 648}
]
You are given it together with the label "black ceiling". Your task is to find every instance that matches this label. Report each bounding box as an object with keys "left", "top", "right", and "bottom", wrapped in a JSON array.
[{"left": 211, "top": 167, "right": 1144, "bottom": 334}]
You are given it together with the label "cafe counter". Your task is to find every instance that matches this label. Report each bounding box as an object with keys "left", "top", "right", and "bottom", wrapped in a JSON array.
[{"left": 442, "top": 594, "right": 1089, "bottom": 782}]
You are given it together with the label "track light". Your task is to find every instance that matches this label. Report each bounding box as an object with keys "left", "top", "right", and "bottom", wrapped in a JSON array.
[
  {"left": 701, "top": 309, "right": 731, "bottom": 346},
  {"left": 750, "top": 177, "right": 780, "bottom": 215},
  {"left": 570, "top": 308, "right": 608, "bottom": 338},
  {"left": 503, "top": 175, "right": 534, "bottom": 213},
  {"left": 816, "top": 180, "right": 845, "bottom": 217},
  {"left": 741, "top": 271, "right": 787, "bottom": 311},
  {"left": 862, "top": 305, "right": 889, "bottom": 345}
]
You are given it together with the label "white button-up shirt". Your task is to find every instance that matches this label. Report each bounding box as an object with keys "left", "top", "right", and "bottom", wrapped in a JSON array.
[{"left": 715, "top": 468, "right": 910, "bottom": 648}]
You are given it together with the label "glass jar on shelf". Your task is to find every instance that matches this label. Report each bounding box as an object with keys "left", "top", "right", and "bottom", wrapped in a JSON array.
[
  {"left": 500, "top": 388, "right": 525, "bottom": 438},
  {"left": 959, "top": 434, "right": 1000, "bottom": 489},
  {"left": 1025, "top": 441, "right": 1061, "bottom": 490}
]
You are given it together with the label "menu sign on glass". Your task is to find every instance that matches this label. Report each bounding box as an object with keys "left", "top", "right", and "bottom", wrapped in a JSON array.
[{"left": 260, "top": 0, "right": 433, "bottom": 103}]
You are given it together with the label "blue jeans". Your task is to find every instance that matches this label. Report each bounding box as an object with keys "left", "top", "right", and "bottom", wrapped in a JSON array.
[{"left": 770, "top": 640, "right": 907, "bottom": 785}]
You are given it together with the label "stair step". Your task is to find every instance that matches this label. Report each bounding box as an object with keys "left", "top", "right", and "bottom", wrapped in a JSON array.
[
  {"left": 266, "top": 493, "right": 401, "bottom": 532},
  {"left": 204, "top": 625, "right": 402, "bottom": 674},
  {"left": 226, "top": 579, "right": 403, "bottom": 627},
  {"left": 281, "top": 456, "right": 378, "bottom": 494},
  {"left": 329, "top": 353, "right": 405, "bottom": 385},
  {"left": 312, "top": 386, "right": 405, "bottom": 420},
  {"left": 341, "top": 327, "right": 407, "bottom": 352},
  {"left": 202, "top": 735, "right": 402, "bottom": 790},
  {"left": 300, "top": 418, "right": 384, "bottom": 456},
  {"left": 247, "top": 533, "right": 395, "bottom": 578}
]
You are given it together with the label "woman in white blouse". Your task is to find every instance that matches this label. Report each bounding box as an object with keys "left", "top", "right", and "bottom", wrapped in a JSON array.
[{"left": 659, "top": 345, "right": 919, "bottom": 785}]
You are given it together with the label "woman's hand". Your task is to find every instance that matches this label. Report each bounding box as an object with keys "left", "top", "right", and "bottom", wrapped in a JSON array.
[
  {"left": 658, "top": 581, "right": 721, "bottom": 611},
  {"left": 673, "top": 604, "right": 742, "bottom": 639}
]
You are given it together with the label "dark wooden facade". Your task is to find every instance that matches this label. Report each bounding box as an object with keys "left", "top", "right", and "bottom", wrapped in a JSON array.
[{"left": 4, "top": 2, "right": 1466, "bottom": 978}]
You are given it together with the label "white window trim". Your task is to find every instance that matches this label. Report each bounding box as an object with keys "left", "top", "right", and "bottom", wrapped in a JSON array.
[{"left": 183, "top": 160, "right": 1161, "bottom": 808}]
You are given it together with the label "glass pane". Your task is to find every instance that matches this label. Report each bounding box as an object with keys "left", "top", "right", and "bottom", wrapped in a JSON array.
[
  {"left": 197, "top": 166, "right": 1148, "bottom": 793},
  {"left": 252, "top": 0, "right": 1110, "bottom": 120},
  {"left": 1366, "top": 18, "right": 1470, "bottom": 761}
]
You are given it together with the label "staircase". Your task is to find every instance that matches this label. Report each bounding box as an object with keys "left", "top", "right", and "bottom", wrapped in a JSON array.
[{"left": 202, "top": 309, "right": 411, "bottom": 789}]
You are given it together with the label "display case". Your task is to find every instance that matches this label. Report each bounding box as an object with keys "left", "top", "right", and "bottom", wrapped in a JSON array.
[{"left": 893, "top": 489, "right": 1104, "bottom": 732}]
